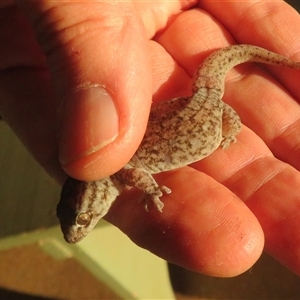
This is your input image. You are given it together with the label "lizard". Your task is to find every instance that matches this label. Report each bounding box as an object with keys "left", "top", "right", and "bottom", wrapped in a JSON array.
[{"left": 57, "top": 44, "right": 300, "bottom": 244}]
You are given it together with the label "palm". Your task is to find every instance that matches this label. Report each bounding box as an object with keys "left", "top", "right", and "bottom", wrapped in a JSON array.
[{"left": 128, "top": 3, "right": 300, "bottom": 275}]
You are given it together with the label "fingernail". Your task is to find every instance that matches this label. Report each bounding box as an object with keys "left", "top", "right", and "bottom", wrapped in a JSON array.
[{"left": 59, "top": 84, "right": 119, "bottom": 165}]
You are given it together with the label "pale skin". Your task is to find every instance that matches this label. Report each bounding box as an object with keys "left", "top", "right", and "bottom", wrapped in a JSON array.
[{"left": 1, "top": 1, "right": 300, "bottom": 277}]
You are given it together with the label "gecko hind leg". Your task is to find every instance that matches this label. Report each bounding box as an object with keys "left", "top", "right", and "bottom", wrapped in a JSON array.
[{"left": 221, "top": 103, "right": 241, "bottom": 149}]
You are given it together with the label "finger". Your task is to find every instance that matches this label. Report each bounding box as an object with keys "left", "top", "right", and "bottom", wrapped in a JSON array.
[
  {"left": 225, "top": 62, "right": 300, "bottom": 171},
  {"left": 14, "top": 1, "right": 153, "bottom": 181},
  {"left": 106, "top": 167, "right": 264, "bottom": 277},
  {"left": 202, "top": 0, "right": 300, "bottom": 81},
  {"left": 195, "top": 127, "right": 300, "bottom": 275},
  {"left": 201, "top": 1, "right": 300, "bottom": 170}
]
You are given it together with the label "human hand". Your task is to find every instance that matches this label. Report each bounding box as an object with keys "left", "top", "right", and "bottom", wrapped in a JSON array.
[{"left": 1, "top": 1, "right": 300, "bottom": 277}]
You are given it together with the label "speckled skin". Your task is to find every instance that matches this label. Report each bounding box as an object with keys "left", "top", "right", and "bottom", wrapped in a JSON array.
[{"left": 57, "top": 44, "right": 300, "bottom": 243}]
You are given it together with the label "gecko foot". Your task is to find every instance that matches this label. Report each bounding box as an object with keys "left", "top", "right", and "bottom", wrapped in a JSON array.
[
  {"left": 143, "top": 185, "right": 172, "bottom": 212},
  {"left": 221, "top": 136, "right": 237, "bottom": 149}
]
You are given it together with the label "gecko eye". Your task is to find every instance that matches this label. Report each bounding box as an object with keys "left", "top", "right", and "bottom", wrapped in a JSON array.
[{"left": 76, "top": 212, "right": 92, "bottom": 227}]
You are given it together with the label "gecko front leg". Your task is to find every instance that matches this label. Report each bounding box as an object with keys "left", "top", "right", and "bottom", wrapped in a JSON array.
[{"left": 114, "top": 167, "right": 171, "bottom": 212}]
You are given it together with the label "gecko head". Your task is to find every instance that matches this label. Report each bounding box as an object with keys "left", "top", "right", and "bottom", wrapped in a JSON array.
[
  {"left": 59, "top": 210, "right": 98, "bottom": 244},
  {"left": 57, "top": 177, "right": 109, "bottom": 244}
]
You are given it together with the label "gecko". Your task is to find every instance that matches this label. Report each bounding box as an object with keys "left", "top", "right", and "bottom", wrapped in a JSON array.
[{"left": 57, "top": 44, "right": 300, "bottom": 244}]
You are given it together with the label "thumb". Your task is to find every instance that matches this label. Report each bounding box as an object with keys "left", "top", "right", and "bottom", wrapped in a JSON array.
[{"left": 16, "top": 1, "right": 152, "bottom": 180}]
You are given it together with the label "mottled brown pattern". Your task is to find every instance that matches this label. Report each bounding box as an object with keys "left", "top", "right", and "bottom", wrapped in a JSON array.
[{"left": 58, "top": 45, "right": 300, "bottom": 243}]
